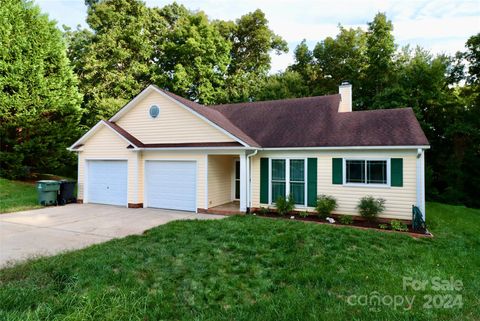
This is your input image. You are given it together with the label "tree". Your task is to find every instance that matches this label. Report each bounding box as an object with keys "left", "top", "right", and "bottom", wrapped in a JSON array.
[
  {"left": 312, "top": 27, "right": 367, "bottom": 98},
  {"left": 67, "top": 2, "right": 287, "bottom": 115},
  {"left": 0, "top": 0, "right": 82, "bottom": 178},
  {"left": 361, "top": 12, "right": 396, "bottom": 109},
  {"left": 255, "top": 71, "right": 309, "bottom": 101},
  {"left": 149, "top": 3, "right": 231, "bottom": 104},
  {"left": 216, "top": 9, "right": 288, "bottom": 102},
  {"left": 67, "top": 0, "right": 152, "bottom": 126},
  {"left": 289, "top": 39, "right": 315, "bottom": 87}
]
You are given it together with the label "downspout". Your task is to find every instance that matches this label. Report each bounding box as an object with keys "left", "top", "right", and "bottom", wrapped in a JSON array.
[
  {"left": 416, "top": 148, "right": 426, "bottom": 220},
  {"left": 246, "top": 149, "right": 258, "bottom": 212}
]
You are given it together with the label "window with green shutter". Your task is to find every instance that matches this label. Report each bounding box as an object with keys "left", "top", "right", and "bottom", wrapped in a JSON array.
[
  {"left": 289, "top": 159, "right": 305, "bottom": 205},
  {"left": 266, "top": 158, "right": 308, "bottom": 206},
  {"left": 271, "top": 159, "right": 286, "bottom": 202}
]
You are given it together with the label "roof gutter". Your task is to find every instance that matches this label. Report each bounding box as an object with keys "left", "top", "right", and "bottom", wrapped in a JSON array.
[{"left": 259, "top": 145, "right": 430, "bottom": 151}]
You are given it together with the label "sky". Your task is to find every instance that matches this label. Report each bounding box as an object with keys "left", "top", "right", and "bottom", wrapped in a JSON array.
[{"left": 37, "top": 0, "right": 480, "bottom": 72}]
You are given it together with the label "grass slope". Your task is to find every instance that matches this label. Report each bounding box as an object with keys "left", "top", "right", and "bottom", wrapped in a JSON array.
[
  {"left": 0, "top": 202, "right": 479, "bottom": 320},
  {"left": 0, "top": 178, "right": 41, "bottom": 213}
]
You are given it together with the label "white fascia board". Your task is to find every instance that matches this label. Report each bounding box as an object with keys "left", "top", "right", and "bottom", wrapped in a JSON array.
[
  {"left": 138, "top": 146, "right": 250, "bottom": 151},
  {"left": 67, "top": 120, "right": 139, "bottom": 151},
  {"left": 109, "top": 86, "right": 153, "bottom": 122},
  {"left": 109, "top": 85, "right": 251, "bottom": 148},
  {"left": 260, "top": 145, "right": 430, "bottom": 151}
]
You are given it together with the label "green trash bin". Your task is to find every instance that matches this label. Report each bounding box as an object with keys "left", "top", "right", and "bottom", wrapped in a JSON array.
[{"left": 37, "top": 180, "right": 60, "bottom": 206}]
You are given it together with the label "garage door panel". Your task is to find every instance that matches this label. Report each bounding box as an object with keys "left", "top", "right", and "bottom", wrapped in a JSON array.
[
  {"left": 145, "top": 161, "right": 196, "bottom": 211},
  {"left": 88, "top": 160, "right": 128, "bottom": 206}
]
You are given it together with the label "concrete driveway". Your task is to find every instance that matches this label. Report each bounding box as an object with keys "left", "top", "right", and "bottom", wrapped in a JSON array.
[{"left": 0, "top": 204, "right": 223, "bottom": 267}]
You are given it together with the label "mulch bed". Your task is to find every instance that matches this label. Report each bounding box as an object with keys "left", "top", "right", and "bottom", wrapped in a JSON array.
[{"left": 252, "top": 212, "right": 432, "bottom": 238}]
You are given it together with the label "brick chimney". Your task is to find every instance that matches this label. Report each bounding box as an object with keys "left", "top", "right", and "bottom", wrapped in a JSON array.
[{"left": 338, "top": 82, "right": 352, "bottom": 113}]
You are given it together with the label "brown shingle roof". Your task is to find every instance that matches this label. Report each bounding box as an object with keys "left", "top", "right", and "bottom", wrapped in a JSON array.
[
  {"left": 104, "top": 85, "right": 429, "bottom": 149},
  {"left": 156, "top": 86, "right": 260, "bottom": 147},
  {"left": 105, "top": 121, "right": 242, "bottom": 149},
  {"left": 209, "top": 95, "right": 429, "bottom": 147}
]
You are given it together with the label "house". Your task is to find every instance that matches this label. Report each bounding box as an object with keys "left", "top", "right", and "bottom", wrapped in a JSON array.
[{"left": 69, "top": 83, "right": 429, "bottom": 221}]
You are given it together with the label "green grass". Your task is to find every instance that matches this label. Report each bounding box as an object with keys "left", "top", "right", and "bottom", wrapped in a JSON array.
[
  {"left": 0, "top": 202, "right": 479, "bottom": 320},
  {"left": 0, "top": 178, "right": 41, "bottom": 213}
]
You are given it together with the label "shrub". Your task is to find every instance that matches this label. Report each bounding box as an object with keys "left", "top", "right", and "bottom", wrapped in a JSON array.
[
  {"left": 275, "top": 194, "right": 295, "bottom": 216},
  {"left": 257, "top": 207, "right": 269, "bottom": 215},
  {"left": 315, "top": 195, "right": 338, "bottom": 218},
  {"left": 390, "top": 220, "right": 408, "bottom": 232},
  {"left": 357, "top": 196, "right": 385, "bottom": 221},
  {"left": 339, "top": 215, "right": 353, "bottom": 225},
  {"left": 378, "top": 224, "right": 388, "bottom": 230},
  {"left": 299, "top": 211, "right": 309, "bottom": 218}
]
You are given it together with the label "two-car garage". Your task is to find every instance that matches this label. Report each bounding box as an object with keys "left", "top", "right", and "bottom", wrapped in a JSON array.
[{"left": 86, "top": 160, "right": 197, "bottom": 211}]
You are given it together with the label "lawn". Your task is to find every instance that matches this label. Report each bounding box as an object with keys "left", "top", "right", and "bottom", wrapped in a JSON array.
[
  {"left": 0, "top": 202, "right": 478, "bottom": 320},
  {"left": 0, "top": 178, "right": 41, "bottom": 213}
]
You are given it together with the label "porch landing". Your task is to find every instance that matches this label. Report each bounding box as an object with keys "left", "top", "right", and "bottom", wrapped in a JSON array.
[{"left": 207, "top": 201, "right": 242, "bottom": 215}]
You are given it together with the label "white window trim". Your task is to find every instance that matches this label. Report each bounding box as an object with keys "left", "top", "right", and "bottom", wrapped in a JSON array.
[
  {"left": 268, "top": 157, "right": 307, "bottom": 207},
  {"left": 343, "top": 158, "right": 391, "bottom": 188}
]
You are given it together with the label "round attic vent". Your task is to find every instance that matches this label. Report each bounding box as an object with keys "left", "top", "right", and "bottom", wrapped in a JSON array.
[{"left": 149, "top": 105, "right": 160, "bottom": 118}]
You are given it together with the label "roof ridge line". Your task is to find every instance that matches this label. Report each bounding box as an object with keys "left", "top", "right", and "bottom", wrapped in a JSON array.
[{"left": 208, "top": 93, "right": 341, "bottom": 108}]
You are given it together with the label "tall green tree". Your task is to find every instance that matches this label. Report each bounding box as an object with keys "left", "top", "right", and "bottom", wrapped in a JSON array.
[
  {"left": 0, "top": 0, "right": 82, "bottom": 179},
  {"left": 361, "top": 12, "right": 396, "bottom": 108},
  {"left": 255, "top": 71, "right": 309, "bottom": 101},
  {"left": 311, "top": 27, "right": 367, "bottom": 96},
  {"left": 67, "top": 2, "right": 286, "bottom": 117},
  {"left": 149, "top": 3, "right": 231, "bottom": 104},
  {"left": 66, "top": 0, "right": 152, "bottom": 126},
  {"left": 216, "top": 9, "right": 288, "bottom": 102}
]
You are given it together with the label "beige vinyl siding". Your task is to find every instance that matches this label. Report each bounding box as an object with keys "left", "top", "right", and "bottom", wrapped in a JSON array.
[
  {"left": 251, "top": 150, "right": 418, "bottom": 220},
  {"left": 208, "top": 155, "right": 236, "bottom": 208},
  {"left": 141, "top": 151, "right": 207, "bottom": 209},
  {"left": 77, "top": 125, "right": 137, "bottom": 203},
  {"left": 116, "top": 90, "right": 235, "bottom": 144}
]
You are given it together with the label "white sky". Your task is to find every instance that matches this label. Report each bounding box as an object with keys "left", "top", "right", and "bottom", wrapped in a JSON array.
[{"left": 37, "top": 0, "right": 480, "bottom": 72}]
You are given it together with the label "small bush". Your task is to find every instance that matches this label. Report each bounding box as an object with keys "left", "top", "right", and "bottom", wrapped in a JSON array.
[
  {"left": 275, "top": 194, "right": 295, "bottom": 216},
  {"left": 378, "top": 224, "right": 388, "bottom": 230},
  {"left": 299, "top": 211, "right": 309, "bottom": 218},
  {"left": 257, "top": 207, "right": 269, "bottom": 215},
  {"left": 390, "top": 220, "right": 408, "bottom": 232},
  {"left": 315, "top": 195, "right": 338, "bottom": 218},
  {"left": 339, "top": 215, "right": 353, "bottom": 225},
  {"left": 357, "top": 196, "right": 385, "bottom": 221}
]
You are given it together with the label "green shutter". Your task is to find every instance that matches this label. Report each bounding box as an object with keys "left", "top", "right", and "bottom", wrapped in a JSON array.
[
  {"left": 307, "top": 158, "right": 317, "bottom": 207},
  {"left": 260, "top": 158, "right": 269, "bottom": 204},
  {"left": 391, "top": 158, "right": 403, "bottom": 187},
  {"left": 332, "top": 158, "right": 343, "bottom": 184}
]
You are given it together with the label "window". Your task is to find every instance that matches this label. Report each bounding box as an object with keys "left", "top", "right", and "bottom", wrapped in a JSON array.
[
  {"left": 271, "top": 159, "right": 286, "bottom": 201},
  {"left": 367, "top": 161, "right": 387, "bottom": 184},
  {"left": 270, "top": 159, "right": 305, "bottom": 205},
  {"left": 345, "top": 159, "right": 388, "bottom": 185},
  {"left": 346, "top": 160, "right": 365, "bottom": 183},
  {"left": 290, "top": 160, "right": 305, "bottom": 205},
  {"left": 149, "top": 105, "right": 160, "bottom": 118}
]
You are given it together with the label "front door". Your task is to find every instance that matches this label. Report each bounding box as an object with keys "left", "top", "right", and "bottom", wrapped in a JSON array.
[{"left": 235, "top": 160, "right": 240, "bottom": 200}]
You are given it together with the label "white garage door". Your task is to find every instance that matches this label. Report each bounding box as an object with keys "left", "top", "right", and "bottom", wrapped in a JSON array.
[
  {"left": 87, "top": 160, "right": 128, "bottom": 206},
  {"left": 145, "top": 161, "right": 196, "bottom": 211}
]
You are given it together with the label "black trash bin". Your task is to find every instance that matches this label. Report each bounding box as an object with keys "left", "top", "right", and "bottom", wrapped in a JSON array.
[{"left": 58, "top": 180, "right": 77, "bottom": 205}]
